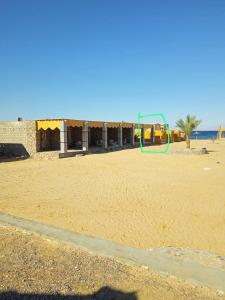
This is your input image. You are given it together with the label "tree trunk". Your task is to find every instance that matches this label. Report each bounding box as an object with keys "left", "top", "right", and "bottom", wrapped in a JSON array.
[{"left": 186, "top": 137, "right": 190, "bottom": 149}]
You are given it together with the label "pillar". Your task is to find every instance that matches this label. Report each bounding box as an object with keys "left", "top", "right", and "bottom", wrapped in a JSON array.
[
  {"left": 67, "top": 126, "right": 72, "bottom": 148},
  {"left": 88, "top": 127, "right": 91, "bottom": 146},
  {"left": 141, "top": 128, "right": 145, "bottom": 146},
  {"left": 150, "top": 126, "right": 155, "bottom": 144},
  {"left": 130, "top": 125, "right": 135, "bottom": 146},
  {"left": 60, "top": 121, "right": 68, "bottom": 153},
  {"left": 102, "top": 123, "right": 108, "bottom": 149},
  {"left": 82, "top": 122, "right": 89, "bottom": 151},
  {"left": 118, "top": 124, "right": 123, "bottom": 146}
]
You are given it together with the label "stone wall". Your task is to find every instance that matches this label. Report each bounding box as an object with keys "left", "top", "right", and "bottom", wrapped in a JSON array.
[{"left": 0, "top": 121, "right": 37, "bottom": 157}]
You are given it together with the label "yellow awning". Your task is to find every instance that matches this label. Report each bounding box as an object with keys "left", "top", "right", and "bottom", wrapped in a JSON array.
[
  {"left": 88, "top": 121, "right": 104, "bottom": 128},
  {"left": 144, "top": 128, "right": 151, "bottom": 139},
  {"left": 122, "top": 122, "right": 132, "bottom": 128},
  {"left": 106, "top": 122, "right": 120, "bottom": 128},
  {"left": 37, "top": 120, "right": 61, "bottom": 130},
  {"left": 36, "top": 119, "right": 159, "bottom": 131},
  {"left": 173, "top": 130, "right": 180, "bottom": 134},
  {"left": 66, "top": 120, "right": 84, "bottom": 127},
  {"left": 155, "top": 130, "right": 163, "bottom": 137},
  {"left": 37, "top": 119, "right": 85, "bottom": 130},
  {"left": 143, "top": 124, "right": 153, "bottom": 129}
]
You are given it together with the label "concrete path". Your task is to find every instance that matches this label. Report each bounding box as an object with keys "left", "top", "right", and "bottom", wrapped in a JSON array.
[{"left": 1, "top": 213, "right": 225, "bottom": 292}]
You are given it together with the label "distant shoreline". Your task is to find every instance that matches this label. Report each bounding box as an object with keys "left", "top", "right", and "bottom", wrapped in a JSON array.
[{"left": 190, "top": 130, "right": 218, "bottom": 140}]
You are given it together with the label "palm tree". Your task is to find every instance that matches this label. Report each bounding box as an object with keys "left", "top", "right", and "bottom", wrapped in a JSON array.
[{"left": 176, "top": 115, "right": 201, "bottom": 149}]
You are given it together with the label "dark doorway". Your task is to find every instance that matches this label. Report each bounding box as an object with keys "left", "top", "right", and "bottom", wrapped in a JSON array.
[
  {"left": 108, "top": 127, "right": 118, "bottom": 146},
  {"left": 89, "top": 127, "right": 103, "bottom": 147},
  {"left": 122, "top": 128, "right": 131, "bottom": 145},
  {"left": 68, "top": 126, "right": 82, "bottom": 149},
  {"left": 39, "top": 128, "right": 60, "bottom": 151}
]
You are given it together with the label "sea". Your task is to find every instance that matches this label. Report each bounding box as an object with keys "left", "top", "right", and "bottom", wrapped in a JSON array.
[{"left": 190, "top": 131, "right": 218, "bottom": 140}]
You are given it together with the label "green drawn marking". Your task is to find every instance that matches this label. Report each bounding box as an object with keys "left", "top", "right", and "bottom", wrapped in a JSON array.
[{"left": 138, "top": 112, "right": 170, "bottom": 154}]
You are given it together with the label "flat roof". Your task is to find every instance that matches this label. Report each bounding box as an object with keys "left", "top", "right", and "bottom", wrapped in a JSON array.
[{"left": 36, "top": 119, "right": 155, "bottom": 130}]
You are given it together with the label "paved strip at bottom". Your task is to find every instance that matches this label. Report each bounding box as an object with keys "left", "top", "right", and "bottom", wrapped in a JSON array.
[{"left": 1, "top": 213, "right": 225, "bottom": 292}]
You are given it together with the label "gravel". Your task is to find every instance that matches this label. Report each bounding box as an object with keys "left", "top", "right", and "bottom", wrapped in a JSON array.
[{"left": 1, "top": 225, "right": 224, "bottom": 300}]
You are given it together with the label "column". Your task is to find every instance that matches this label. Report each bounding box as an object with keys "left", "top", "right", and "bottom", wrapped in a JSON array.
[
  {"left": 88, "top": 127, "right": 91, "bottom": 146},
  {"left": 118, "top": 124, "right": 123, "bottom": 146},
  {"left": 130, "top": 125, "right": 135, "bottom": 146},
  {"left": 67, "top": 126, "right": 72, "bottom": 148},
  {"left": 150, "top": 126, "right": 155, "bottom": 144},
  {"left": 82, "top": 122, "right": 89, "bottom": 151},
  {"left": 102, "top": 123, "right": 108, "bottom": 149},
  {"left": 141, "top": 128, "right": 145, "bottom": 146},
  {"left": 60, "top": 120, "right": 68, "bottom": 153}
]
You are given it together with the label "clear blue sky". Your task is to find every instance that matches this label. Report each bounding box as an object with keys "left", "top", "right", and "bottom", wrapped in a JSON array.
[{"left": 0, "top": 0, "right": 225, "bottom": 129}]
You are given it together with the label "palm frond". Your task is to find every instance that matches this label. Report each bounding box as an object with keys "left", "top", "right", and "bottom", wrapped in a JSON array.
[
  {"left": 176, "top": 119, "right": 185, "bottom": 130},
  {"left": 176, "top": 115, "right": 201, "bottom": 137}
]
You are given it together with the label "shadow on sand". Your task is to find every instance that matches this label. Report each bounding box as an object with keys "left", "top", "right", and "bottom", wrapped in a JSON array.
[
  {"left": 0, "top": 287, "right": 137, "bottom": 300},
  {"left": 0, "top": 143, "right": 29, "bottom": 163}
]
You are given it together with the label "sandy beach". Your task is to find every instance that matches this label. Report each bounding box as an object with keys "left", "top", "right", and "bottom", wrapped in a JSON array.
[{"left": 0, "top": 140, "right": 225, "bottom": 255}]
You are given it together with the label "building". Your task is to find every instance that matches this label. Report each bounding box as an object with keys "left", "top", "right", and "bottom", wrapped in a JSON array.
[
  {"left": 0, "top": 118, "right": 155, "bottom": 158},
  {"left": 217, "top": 127, "right": 225, "bottom": 140}
]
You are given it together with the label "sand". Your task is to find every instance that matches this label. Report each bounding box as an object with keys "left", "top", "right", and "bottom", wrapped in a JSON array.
[
  {"left": 1, "top": 226, "right": 223, "bottom": 300},
  {"left": 0, "top": 140, "right": 225, "bottom": 255}
]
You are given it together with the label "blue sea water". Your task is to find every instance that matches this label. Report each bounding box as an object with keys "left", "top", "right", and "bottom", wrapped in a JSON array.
[{"left": 190, "top": 131, "right": 218, "bottom": 140}]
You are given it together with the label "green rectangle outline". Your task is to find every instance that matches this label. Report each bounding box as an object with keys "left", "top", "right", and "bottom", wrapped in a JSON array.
[{"left": 138, "top": 112, "right": 170, "bottom": 154}]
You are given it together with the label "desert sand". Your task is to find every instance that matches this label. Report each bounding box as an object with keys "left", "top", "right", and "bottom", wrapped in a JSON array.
[{"left": 0, "top": 140, "right": 225, "bottom": 255}]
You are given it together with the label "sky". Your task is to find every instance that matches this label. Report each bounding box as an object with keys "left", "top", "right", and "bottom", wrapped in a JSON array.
[{"left": 0, "top": 0, "right": 225, "bottom": 129}]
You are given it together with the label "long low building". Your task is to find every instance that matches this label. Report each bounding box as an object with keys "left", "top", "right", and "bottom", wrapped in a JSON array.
[{"left": 0, "top": 118, "right": 156, "bottom": 158}]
